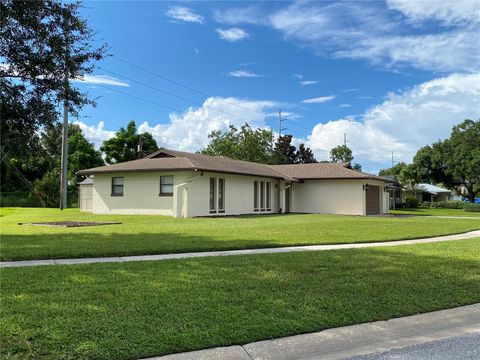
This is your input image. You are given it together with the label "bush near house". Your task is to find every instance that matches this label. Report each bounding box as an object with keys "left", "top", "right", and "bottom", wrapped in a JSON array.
[
  {"left": 420, "top": 200, "right": 464, "bottom": 209},
  {"left": 404, "top": 196, "right": 419, "bottom": 208},
  {"left": 463, "top": 203, "right": 480, "bottom": 212}
]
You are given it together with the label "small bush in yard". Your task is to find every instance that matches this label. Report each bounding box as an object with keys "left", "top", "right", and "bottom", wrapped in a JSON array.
[
  {"left": 463, "top": 203, "right": 480, "bottom": 212},
  {"left": 405, "top": 196, "right": 419, "bottom": 208},
  {"left": 429, "top": 200, "right": 464, "bottom": 209}
]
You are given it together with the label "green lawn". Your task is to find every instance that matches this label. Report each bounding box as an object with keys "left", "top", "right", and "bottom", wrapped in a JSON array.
[
  {"left": 1, "top": 239, "right": 479, "bottom": 359},
  {"left": 391, "top": 208, "right": 480, "bottom": 217},
  {"left": 1, "top": 207, "right": 479, "bottom": 261}
]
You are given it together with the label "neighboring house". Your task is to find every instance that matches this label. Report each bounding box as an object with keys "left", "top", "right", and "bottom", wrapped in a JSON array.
[
  {"left": 416, "top": 183, "right": 452, "bottom": 202},
  {"left": 77, "top": 149, "right": 391, "bottom": 218},
  {"left": 382, "top": 175, "right": 405, "bottom": 210}
]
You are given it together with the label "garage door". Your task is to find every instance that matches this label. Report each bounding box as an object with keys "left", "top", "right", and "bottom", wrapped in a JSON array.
[{"left": 365, "top": 185, "right": 380, "bottom": 215}]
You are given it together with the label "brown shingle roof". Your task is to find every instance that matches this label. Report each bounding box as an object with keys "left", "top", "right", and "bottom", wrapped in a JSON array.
[
  {"left": 270, "top": 163, "right": 388, "bottom": 181},
  {"left": 78, "top": 150, "right": 291, "bottom": 180},
  {"left": 78, "top": 149, "right": 389, "bottom": 182}
]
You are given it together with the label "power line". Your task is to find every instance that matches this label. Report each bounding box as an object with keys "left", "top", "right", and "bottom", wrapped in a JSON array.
[{"left": 112, "top": 55, "right": 268, "bottom": 117}]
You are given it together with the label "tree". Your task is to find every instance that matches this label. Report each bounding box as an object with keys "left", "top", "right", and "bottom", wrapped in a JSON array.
[
  {"left": 295, "top": 143, "right": 317, "bottom": 164},
  {"left": 0, "top": 0, "right": 106, "bottom": 191},
  {"left": 352, "top": 163, "right": 362, "bottom": 171},
  {"left": 274, "top": 135, "right": 297, "bottom": 164},
  {"left": 31, "top": 123, "right": 103, "bottom": 207},
  {"left": 411, "top": 119, "right": 480, "bottom": 202},
  {"left": 200, "top": 124, "right": 274, "bottom": 164},
  {"left": 101, "top": 121, "right": 158, "bottom": 164},
  {"left": 330, "top": 145, "right": 353, "bottom": 163}
]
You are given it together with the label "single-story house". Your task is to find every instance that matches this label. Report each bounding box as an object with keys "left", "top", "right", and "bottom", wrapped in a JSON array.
[
  {"left": 77, "top": 149, "right": 391, "bottom": 217},
  {"left": 416, "top": 183, "right": 452, "bottom": 202},
  {"left": 382, "top": 175, "right": 405, "bottom": 210}
]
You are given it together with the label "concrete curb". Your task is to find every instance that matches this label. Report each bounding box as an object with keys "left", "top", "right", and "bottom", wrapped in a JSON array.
[
  {"left": 1, "top": 230, "right": 479, "bottom": 268},
  {"left": 146, "top": 303, "right": 480, "bottom": 360}
]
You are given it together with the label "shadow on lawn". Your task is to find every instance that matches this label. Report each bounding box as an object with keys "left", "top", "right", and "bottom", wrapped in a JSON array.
[{"left": 1, "top": 245, "right": 479, "bottom": 360}]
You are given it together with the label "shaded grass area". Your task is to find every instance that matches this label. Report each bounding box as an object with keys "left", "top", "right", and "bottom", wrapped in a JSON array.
[
  {"left": 391, "top": 208, "right": 480, "bottom": 217},
  {"left": 1, "top": 239, "right": 479, "bottom": 359},
  {"left": 1, "top": 208, "right": 480, "bottom": 261}
]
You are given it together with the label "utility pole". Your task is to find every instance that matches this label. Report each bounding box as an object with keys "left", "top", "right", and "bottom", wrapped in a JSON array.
[
  {"left": 391, "top": 151, "right": 394, "bottom": 168},
  {"left": 344, "top": 132, "right": 348, "bottom": 147},
  {"left": 60, "top": 16, "right": 69, "bottom": 210},
  {"left": 278, "top": 109, "right": 287, "bottom": 139}
]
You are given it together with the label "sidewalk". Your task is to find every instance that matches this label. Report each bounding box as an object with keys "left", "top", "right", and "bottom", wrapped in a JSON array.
[
  {"left": 1, "top": 229, "right": 479, "bottom": 268},
  {"left": 148, "top": 303, "right": 480, "bottom": 360}
]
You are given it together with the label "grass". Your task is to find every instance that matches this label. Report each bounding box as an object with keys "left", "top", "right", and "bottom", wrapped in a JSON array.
[
  {"left": 391, "top": 208, "right": 480, "bottom": 217},
  {"left": 1, "top": 207, "right": 479, "bottom": 261},
  {"left": 1, "top": 238, "right": 479, "bottom": 359}
]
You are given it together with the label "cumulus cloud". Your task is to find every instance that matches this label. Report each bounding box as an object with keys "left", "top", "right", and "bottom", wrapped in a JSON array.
[
  {"left": 138, "top": 97, "right": 280, "bottom": 151},
  {"left": 165, "top": 6, "right": 204, "bottom": 24},
  {"left": 302, "top": 95, "right": 335, "bottom": 104},
  {"left": 73, "top": 121, "right": 115, "bottom": 149},
  {"left": 306, "top": 72, "right": 480, "bottom": 172},
  {"left": 216, "top": 27, "right": 249, "bottom": 42},
  {"left": 226, "top": 70, "right": 264, "bottom": 78}
]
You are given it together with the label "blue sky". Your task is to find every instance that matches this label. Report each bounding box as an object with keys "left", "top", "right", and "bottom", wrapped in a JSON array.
[{"left": 74, "top": 1, "right": 480, "bottom": 173}]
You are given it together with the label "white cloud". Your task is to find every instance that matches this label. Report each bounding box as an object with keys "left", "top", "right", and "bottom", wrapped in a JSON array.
[
  {"left": 216, "top": 27, "right": 249, "bottom": 42},
  {"left": 306, "top": 72, "right": 480, "bottom": 171},
  {"left": 227, "top": 70, "right": 264, "bottom": 78},
  {"left": 299, "top": 80, "right": 319, "bottom": 86},
  {"left": 220, "top": 1, "right": 480, "bottom": 73},
  {"left": 291, "top": 74, "right": 303, "bottom": 79},
  {"left": 343, "top": 88, "right": 358, "bottom": 93},
  {"left": 302, "top": 95, "right": 336, "bottom": 104},
  {"left": 137, "top": 97, "right": 279, "bottom": 151},
  {"left": 358, "top": 96, "right": 373, "bottom": 100},
  {"left": 338, "top": 104, "right": 351, "bottom": 108},
  {"left": 73, "top": 121, "right": 115, "bottom": 149},
  {"left": 165, "top": 6, "right": 204, "bottom": 24},
  {"left": 387, "top": 0, "right": 480, "bottom": 26},
  {"left": 73, "top": 75, "right": 130, "bottom": 87}
]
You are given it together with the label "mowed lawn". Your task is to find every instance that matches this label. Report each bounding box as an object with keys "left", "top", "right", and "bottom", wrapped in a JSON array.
[
  {"left": 1, "top": 239, "right": 479, "bottom": 359},
  {"left": 391, "top": 208, "right": 480, "bottom": 217},
  {"left": 1, "top": 207, "right": 479, "bottom": 261}
]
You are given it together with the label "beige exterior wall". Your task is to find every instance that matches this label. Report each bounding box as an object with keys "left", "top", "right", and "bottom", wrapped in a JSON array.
[
  {"left": 290, "top": 179, "right": 389, "bottom": 215},
  {"left": 79, "top": 184, "right": 93, "bottom": 212},
  {"left": 91, "top": 171, "right": 389, "bottom": 217},
  {"left": 92, "top": 172, "right": 191, "bottom": 215}
]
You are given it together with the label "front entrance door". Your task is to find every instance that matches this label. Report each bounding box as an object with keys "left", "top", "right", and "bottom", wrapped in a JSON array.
[
  {"left": 366, "top": 185, "right": 380, "bottom": 215},
  {"left": 285, "top": 187, "right": 291, "bottom": 213}
]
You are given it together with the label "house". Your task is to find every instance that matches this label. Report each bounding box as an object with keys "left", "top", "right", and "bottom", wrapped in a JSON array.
[
  {"left": 382, "top": 175, "right": 405, "bottom": 210},
  {"left": 77, "top": 149, "right": 391, "bottom": 217},
  {"left": 416, "top": 183, "right": 452, "bottom": 202}
]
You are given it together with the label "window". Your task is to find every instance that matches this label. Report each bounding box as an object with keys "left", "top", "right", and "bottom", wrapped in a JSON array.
[
  {"left": 111, "top": 177, "right": 124, "bottom": 196},
  {"left": 266, "top": 182, "right": 271, "bottom": 210},
  {"left": 254, "top": 181, "right": 259, "bottom": 211},
  {"left": 260, "top": 181, "right": 265, "bottom": 210},
  {"left": 160, "top": 176, "right": 174, "bottom": 196},
  {"left": 209, "top": 178, "right": 217, "bottom": 213},
  {"left": 218, "top": 178, "right": 225, "bottom": 212}
]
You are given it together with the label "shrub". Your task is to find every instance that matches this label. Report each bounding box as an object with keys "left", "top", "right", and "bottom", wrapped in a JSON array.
[
  {"left": 434, "top": 200, "right": 464, "bottom": 209},
  {"left": 405, "top": 196, "right": 419, "bottom": 208},
  {"left": 463, "top": 203, "right": 480, "bottom": 212}
]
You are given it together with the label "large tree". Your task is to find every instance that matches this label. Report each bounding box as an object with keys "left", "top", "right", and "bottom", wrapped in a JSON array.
[
  {"left": 274, "top": 135, "right": 297, "bottom": 164},
  {"left": 295, "top": 143, "right": 317, "bottom": 164},
  {"left": 200, "top": 124, "right": 274, "bottom": 164},
  {"left": 101, "top": 121, "right": 158, "bottom": 164},
  {"left": 330, "top": 145, "right": 353, "bottom": 163},
  {"left": 1, "top": 0, "right": 106, "bottom": 190},
  {"left": 414, "top": 119, "right": 480, "bottom": 202},
  {"left": 32, "top": 123, "right": 103, "bottom": 207}
]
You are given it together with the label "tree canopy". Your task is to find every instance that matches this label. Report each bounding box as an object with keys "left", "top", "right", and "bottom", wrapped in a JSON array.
[
  {"left": 100, "top": 121, "right": 159, "bottom": 164},
  {"left": 330, "top": 145, "right": 353, "bottom": 163}
]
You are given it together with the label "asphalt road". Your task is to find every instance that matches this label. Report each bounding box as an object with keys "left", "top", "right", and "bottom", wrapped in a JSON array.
[{"left": 349, "top": 332, "right": 480, "bottom": 360}]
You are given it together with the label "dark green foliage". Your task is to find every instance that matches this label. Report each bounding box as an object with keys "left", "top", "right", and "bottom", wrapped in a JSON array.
[
  {"left": 352, "top": 163, "right": 362, "bottom": 171},
  {"left": 295, "top": 143, "right": 317, "bottom": 164},
  {"left": 100, "top": 121, "right": 159, "bottom": 164},
  {"left": 1, "top": 238, "right": 479, "bottom": 359},
  {"left": 200, "top": 124, "right": 275, "bottom": 164},
  {"left": 463, "top": 203, "right": 480, "bottom": 212},
  {"left": 330, "top": 145, "right": 353, "bottom": 163},
  {"left": 405, "top": 196, "right": 419, "bottom": 208},
  {"left": 419, "top": 200, "right": 464, "bottom": 209},
  {"left": 274, "top": 135, "right": 297, "bottom": 164},
  {"left": 1, "top": 0, "right": 106, "bottom": 196}
]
